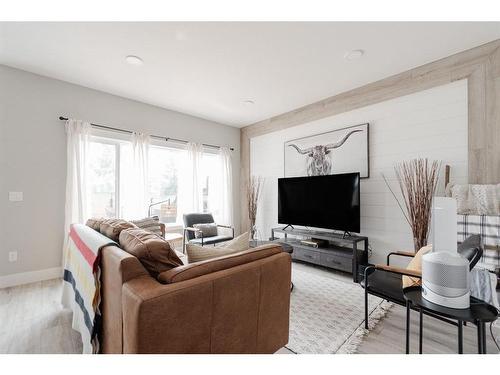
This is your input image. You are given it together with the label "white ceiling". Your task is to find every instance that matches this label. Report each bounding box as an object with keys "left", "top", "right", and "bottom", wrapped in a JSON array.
[{"left": 1, "top": 22, "right": 499, "bottom": 127}]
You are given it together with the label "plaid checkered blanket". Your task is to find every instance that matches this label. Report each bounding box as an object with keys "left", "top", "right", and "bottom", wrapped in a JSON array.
[
  {"left": 61, "top": 224, "right": 115, "bottom": 353},
  {"left": 458, "top": 214, "right": 500, "bottom": 271}
]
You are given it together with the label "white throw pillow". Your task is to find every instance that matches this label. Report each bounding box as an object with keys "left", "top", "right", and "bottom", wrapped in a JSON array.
[{"left": 186, "top": 232, "right": 250, "bottom": 263}]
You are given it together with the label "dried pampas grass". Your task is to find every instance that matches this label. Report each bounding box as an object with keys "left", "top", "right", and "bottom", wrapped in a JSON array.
[
  {"left": 383, "top": 158, "right": 441, "bottom": 252},
  {"left": 247, "top": 176, "right": 263, "bottom": 239}
]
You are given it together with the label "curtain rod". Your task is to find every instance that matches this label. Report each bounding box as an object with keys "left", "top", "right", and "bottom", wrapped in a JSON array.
[{"left": 58, "top": 116, "right": 234, "bottom": 151}]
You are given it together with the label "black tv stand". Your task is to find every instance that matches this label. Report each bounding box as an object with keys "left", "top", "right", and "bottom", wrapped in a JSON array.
[
  {"left": 282, "top": 224, "right": 295, "bottom": 230},
  {"left": 271, "top": 227, "right": 368, "bottom": 282}
]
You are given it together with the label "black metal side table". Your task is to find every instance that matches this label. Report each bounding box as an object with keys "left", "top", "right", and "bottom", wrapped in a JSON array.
[{"left": 403, "top": 288, "right": 498, "bottom": 354}]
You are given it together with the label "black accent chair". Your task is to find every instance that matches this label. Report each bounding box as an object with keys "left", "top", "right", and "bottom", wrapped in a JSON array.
[
  {"left": 361, "top": 235, "right": 483, "bottom": 330},
  {"left": 182, "top": 213, "right": 234, "bottom": 252}
]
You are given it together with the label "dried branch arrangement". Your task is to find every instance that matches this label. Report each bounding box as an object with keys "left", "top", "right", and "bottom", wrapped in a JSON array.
[
  {"left": 383, "top": 158, "right": 441, "bottom": 252},
  {"left": 247, "top": 176, "right": 263, "bottom": 239}
]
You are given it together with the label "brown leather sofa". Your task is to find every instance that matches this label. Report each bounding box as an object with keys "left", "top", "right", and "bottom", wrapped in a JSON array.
[{"left": 100, "top": 241, "right": 291, "bottom": 354}]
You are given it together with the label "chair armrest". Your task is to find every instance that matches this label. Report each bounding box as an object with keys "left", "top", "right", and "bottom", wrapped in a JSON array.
[
  {"left": 375, "top": 264, "right": 422, "bottom": 278},
  {"left": 159, "top": 223, "right": 166, "bottom": 238},
  {"left": 387, "top": 250, "right": 415, "bottom": 265},
  {"left": 217, "top": 224, "right": 234, "bottom": 238},
  {"left": 183, "top": 227, "right": 204, "bottom": 248}
]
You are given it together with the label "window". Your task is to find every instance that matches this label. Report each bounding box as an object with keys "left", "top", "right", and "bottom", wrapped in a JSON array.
[
  {"left": 147, "top": 145, "right": 183, "bottom": 223},
  {"left": 201, "top": 152, "right": 222, "bottom": 216},
  {"left": 87, "top": 136, "right": 185, "bottom": 224},
  {"left": 86, "top": 135, "right": 229, "bottom": 226},
  {"left": 88, "top": 141, "right": 118, "bottom": 218}
]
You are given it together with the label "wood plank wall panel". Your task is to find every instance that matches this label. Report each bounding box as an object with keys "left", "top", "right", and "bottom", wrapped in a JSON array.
[
  {"left": 240, "top": 39, "right": 500, "bottom": 232},
  {"left": 249, "top": 82, "right": 467, "bottom": 263}
]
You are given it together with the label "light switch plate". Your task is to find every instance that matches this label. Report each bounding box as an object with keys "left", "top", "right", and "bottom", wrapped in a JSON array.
[
  {"left": 9, "top": 251, "right": 18, "bottom": 262},
  {"left": 9, "top": 191, "right": 23, "bottom": 201}
]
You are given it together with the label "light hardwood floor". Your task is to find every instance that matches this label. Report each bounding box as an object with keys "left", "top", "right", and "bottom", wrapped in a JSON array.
[
  {"left": 0, "top": 279, "right": 82, "bottom": 353},
  {"left": 1, "top": 268, "right": 498, "bottom": 354}
]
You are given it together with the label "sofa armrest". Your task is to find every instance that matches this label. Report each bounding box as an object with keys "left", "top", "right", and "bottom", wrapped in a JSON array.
[
  {"left": 101, "top": 245, "right": 149, "bottom": 354},
  {"left": 122, "top": 252, "right": 291, "bottom": 354}
]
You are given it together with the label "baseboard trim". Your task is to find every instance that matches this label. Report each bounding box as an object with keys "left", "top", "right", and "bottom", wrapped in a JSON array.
[{"left": 0, "top": 267, "right": 62, "bottom": 289}]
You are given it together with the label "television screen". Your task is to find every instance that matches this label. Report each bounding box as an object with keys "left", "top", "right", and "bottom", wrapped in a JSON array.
[{"left": 278, "top": 173, "right": 360, "bottom": 233}]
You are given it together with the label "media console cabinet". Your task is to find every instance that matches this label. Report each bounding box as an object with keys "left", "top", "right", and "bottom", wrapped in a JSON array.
[{"left": 271, "top": 227, "right": 369, "bottom": 282}]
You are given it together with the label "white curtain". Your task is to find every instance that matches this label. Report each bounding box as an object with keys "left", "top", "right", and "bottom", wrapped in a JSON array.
[
  {"left": 177, "top": 142, "right": 204, "bottom": 222},
  {"left": 218, "top": 147, "right": 233, "bottom": 226},
  {"left": 64, "top": 119, "right": 91, "bottom": 230},
  {"left": 122, "top": 132, "right": 150, "bottom": 219},
  {"left": 63, "top": 119, "right": 91, "bottom": 263}
]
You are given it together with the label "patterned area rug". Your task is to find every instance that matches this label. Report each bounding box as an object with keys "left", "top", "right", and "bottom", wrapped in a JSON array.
[{"left": 287, "top": 264, "right": 392, "bottom": 354}]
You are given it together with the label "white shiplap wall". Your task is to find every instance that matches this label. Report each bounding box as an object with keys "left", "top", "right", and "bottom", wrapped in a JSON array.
[{"left": 250, "top": 80, "right": 468, "bottom": 264}]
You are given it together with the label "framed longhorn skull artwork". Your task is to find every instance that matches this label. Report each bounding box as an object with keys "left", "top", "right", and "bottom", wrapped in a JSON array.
[{"left": 284, "top": 123, "right": 369, "bottom": 178}]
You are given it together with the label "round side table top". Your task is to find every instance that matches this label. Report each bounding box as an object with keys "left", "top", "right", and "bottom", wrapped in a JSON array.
[{"left": 404, "top": 288, "right": 498, "bottom": 323}]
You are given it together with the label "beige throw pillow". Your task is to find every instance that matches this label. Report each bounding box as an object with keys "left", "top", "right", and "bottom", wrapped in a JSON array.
[
  {"left": 220, "top": 231, "right": 251, "bottom": 251},
  {"left": 186, "top": 231, "right": 250, "bottom": 263},
  {"left": 402, "top": 245, "right": 432, "bottom": 289}
]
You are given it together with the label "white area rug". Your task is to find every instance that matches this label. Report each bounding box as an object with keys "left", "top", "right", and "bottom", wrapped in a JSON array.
[{"left": 287, "top": 264, "right": 392, "bottom": 354}]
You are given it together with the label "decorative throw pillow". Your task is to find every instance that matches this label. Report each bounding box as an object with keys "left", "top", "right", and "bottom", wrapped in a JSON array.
[
  {"left": 86, "top": 217, "right": 104, "bottom": 231},
  {"left": 193, "top": 223, "right": 218, "bottom": 238},
  {"left": 220, "top": 231, "right": 250, "bottom": 251},
  {"left": 186, "top": 231, "right": 250, "bottom": 263},
  {"left": 119, "top": 228, "right": 183, "bottom": 278},
  {"left": 99, "top": 219, "right": 137, "bottom": 242},
  {"left": 131, "top": 215, "right": 163, "bottom": 237},
  {"left": 402, "top": 245, "right": 432, "bottom": 289}
]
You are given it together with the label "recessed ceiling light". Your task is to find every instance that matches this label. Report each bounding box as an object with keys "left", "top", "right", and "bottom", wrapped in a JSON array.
[
  {"left": 344, "top": 49, "right": 364, "bottom": 61},
  {"left": 125, "top": 55, "right": 144, "bottom": 66},
  {"left": 243, "top": 100, "right": 255, "bottom": 105}
]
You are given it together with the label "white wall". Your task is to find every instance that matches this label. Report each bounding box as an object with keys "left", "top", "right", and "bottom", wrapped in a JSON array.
[
  {"left": 0, "top": 64, "right": 240, "bottom": 279},
  {"left": 250, "top": 80, "right": 467, "bottom": 264}
]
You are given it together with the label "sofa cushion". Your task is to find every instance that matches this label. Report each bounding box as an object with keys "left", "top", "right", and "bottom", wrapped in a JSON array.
[
  {"left": 100, "top": 219, "right": 137, "bottom": 242},
  {"left": 158, "top": 244, "right": 282, "bottom": 284},
  {"left": 119, "top": 228, "right": 183, "bottom": 278},
  {"left": 86, "top": 217, "right": 105, "bottom": 231},
  {"left": 193, "top": 223, "right": 218, "bottom": 238},
  {"left": 186, "top": 232, "right": 250, "bottom": 263},
  {"left": 131, "top": 216, "right": 163, "bottom": 237}
]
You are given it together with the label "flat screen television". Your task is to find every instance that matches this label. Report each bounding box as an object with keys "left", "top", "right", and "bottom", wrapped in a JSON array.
[{"left": 278, "top": 172, "right": 360, "bottom": 233}]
